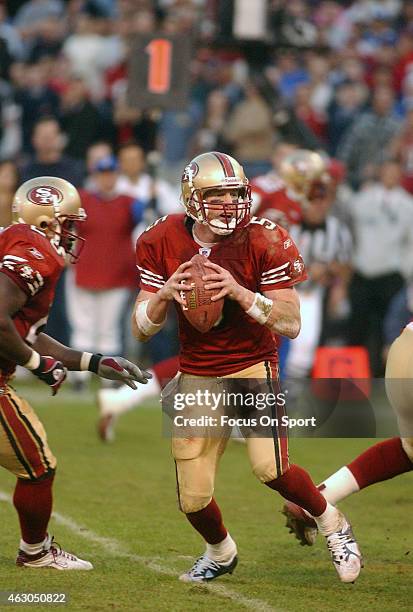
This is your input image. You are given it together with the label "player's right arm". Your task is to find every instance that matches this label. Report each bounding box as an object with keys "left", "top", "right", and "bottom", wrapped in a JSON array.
[
  {"left": 132, "top": 262, "right": 193, "bottom": 342},
  {"left": 133, "top": 217, "right": 193, "bottom": 342},
  {"left": 0, "top": 274, "right": 66, "bottom": 394},
  {"left": 0, "top": 273, "right": 34, "bottom": 365}
]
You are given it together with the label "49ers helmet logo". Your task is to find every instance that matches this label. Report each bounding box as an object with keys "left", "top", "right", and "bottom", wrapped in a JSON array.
[
  {"left": 27, "top": 186, "right": 64, "bottom": 206},
  {"left": 182, "top": 162, "right": 199, "bottom": 183}
]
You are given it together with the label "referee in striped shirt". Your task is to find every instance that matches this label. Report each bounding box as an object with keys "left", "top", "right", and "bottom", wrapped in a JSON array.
[{"left": 285, "top": 180, "right": 353, "bottom": 378}]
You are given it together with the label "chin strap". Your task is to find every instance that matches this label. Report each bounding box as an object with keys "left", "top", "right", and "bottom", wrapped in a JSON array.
[{"left": 208, "top": 223, "right": 235, "bottom": 236}]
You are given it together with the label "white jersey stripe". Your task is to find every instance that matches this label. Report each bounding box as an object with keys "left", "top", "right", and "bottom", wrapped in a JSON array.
[
  {"left": 260, "top": 276, "right": 291, "bottom": 285},
  {"left": 140, "top": 272, "right": 165, "bottom": 286},
  {"left": 261, "top": 262, "right": 289, "bottom": 276},
  {"left": 140, "top": 278, "right": 164, "bottom": 289},
  {"left": 260, "top": 271, "right": 289, "bottom": 281},
  {"left": 136, "top": 265, "right": 164, "bottom": 280},
  {"left": 3, "top": 255, "right": 28, "bottom": 263},
  {"left": 260, "top": 271, "right": 290, "bottom": 282}
]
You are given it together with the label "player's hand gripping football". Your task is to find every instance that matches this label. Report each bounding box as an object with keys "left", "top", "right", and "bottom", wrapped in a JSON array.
[
  {"left": 202, "top": 261, "right": 246, "bottom": 302},
  {"left": 32, "top": 356, "right": 67, "bottom": 396},
  {"left": 157, "top": 261, "right": 193, "bottom": 306},
  {"left": 94, "top": 356, "right": 152, "bottom": 390}
]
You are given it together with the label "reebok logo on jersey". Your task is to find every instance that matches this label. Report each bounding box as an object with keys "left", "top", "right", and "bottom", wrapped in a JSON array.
[{"left": 27, "top": 247, "right": 44, "bottom": 260}]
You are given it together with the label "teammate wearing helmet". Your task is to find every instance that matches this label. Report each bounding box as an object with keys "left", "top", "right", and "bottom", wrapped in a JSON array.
[
  {"left": 0, "top": 177, "right": 151, "bottom": 570},
  {"left": 130, "top": 151, "right": 361, "bottom": 584},
  {"left": 253, "top": 148, "right": 331, "bottom": 229},
  {"left": 279, "top": 150, "right": 328, "bottom": 201}
]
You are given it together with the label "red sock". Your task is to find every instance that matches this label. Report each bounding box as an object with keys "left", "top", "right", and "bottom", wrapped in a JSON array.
[
  {"left": 348, "top": 437, "right": 413, "bottom": 489},
  {"left": 13, "top": 474, "right": 54, "bottom": 544},
  {"left": 266, "top": 464, "right": 327, "bottom": 517},
  {"left": 186, "top": 498, "right": 227, "bottom": 544},
  {"left": 152, "top": 356, "right": 179, "bottom": 389}
]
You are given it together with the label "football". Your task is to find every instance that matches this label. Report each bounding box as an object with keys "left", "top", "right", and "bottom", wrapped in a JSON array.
[{"left": 180, "top": 254, "right": 224, "bottom": 333}]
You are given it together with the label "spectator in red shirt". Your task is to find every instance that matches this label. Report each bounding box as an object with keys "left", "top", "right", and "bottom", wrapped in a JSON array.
[{"left": 67, "top": 155, "right": 143, "bottom": 386}]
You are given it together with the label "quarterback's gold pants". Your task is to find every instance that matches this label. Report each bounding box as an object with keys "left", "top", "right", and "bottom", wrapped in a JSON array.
[
  {"left": 0, "top": 384, "right": 56, "bottom": 480},
  {"left": 164, "top": 361, "right": 289, "bottom": 513},
  {"left": 385, "top": 326, "right": 413, "bottom": 461}
]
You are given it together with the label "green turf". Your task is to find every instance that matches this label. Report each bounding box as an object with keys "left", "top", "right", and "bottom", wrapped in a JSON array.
[{"left": 0, "top": 384, "right": 412, "bottom": 611}]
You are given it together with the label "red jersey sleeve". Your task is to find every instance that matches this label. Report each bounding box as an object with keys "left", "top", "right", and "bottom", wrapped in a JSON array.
[
  {"left": 0, "top": 231, "right": 57, "bottom": 297},
  {"left": 135, "top": 223, "right": 167, "bottom": 293},
  {"left": 258, "top": 224, "right": 307, "bottom": 292}
]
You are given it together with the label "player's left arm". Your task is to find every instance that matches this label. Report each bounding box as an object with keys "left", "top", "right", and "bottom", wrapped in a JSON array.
[
  {"left": 203, "top": 262, "right": 301, "bottom": 339},
  {"left": 32, "top": 333, "right": 152, "bottom": 389},
  {"left": 261, "top": 287, "right": 300, "bottom": 338}
]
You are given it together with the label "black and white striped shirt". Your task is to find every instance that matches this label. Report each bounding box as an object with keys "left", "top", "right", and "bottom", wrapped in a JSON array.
[{"left": 289, "top": 216, "right": 353, "bottom": 288}]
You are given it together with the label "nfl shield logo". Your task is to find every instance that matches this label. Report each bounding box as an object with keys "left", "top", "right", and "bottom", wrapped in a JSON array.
[{"left": 199, "top": 247, "right": 211, "bottom": 257}]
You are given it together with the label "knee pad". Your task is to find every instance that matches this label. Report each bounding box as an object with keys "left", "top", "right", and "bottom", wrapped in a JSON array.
[
  {"left": 172, "top": 433, "right": 227, "bottom": 513},
  {"left": 175, "top": 455, "right": 215, "bottom": 514},
  {"left": 252, "top": 459, "right": 280, "bottom": 483},
  {"left": 176, "top": 462, "right": 214, "bottom": 513},
  {"left": 248, "top": 437, "right": 289, "bottom": 482},
  {"left": 172, "top": 437, "right": 206, "bottom": 461},
  {"left": 178, "top": 491, "right": 213, "bottom": 514},
  {"left": 401, "top": 437, "right": 413, "bottom": 463}
]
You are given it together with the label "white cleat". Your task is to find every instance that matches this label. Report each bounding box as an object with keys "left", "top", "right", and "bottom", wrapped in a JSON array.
[
  {"left": 16, "top": 535, "right": 93, "bottom": 570},
  {"left": 325, "top": 514, "right": 362, "bottom": 583}
]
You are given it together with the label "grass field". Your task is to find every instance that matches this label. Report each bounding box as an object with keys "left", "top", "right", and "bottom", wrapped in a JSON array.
[{"left": 0, "top": 383, "right": 412, "bottom": 612}]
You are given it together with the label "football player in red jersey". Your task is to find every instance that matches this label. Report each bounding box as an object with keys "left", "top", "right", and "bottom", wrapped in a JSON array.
[
  {"left": 96, "top": 148, "right": 332, "bottom": 436},
  {"left": 252, "top": 148, "right": 329, "bottom": 229},
  {"left": 251, "top": 142, "right": 300, "bottom": 227},
  {"left": 131, "top": 151, "right": 361, "bottom": 584},
  {"left": 0, "top": 176, "right": 151, "bottom": 570}
]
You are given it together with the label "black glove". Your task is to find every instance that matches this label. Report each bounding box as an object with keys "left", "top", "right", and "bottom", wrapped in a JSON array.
[
  {"left": 32, "top": 356, "right": 67, "bottom": 395},
  {"left": 88, "top": 354, "right": 152, "bottom": 390}
]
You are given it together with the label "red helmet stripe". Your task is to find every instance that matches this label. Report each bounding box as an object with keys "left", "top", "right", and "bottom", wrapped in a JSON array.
[{"left": 213, "top": 152, "right": 235, "bottom": 178}]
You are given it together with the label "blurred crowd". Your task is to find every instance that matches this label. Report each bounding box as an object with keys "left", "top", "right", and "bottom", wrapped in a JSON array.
[{"left": 2, "top": 0, "right": 413, "bottom": 380}]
